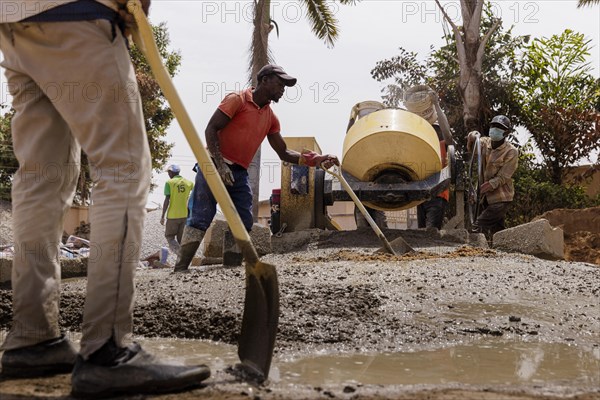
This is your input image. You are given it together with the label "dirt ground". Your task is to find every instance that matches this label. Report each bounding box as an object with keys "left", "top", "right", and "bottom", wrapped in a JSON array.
[
  {"left": 535, "top": 206, "right": 600, "bottom": 265},
  {"left": 1, "top": 228, "right": 598, "bottom": 399}
]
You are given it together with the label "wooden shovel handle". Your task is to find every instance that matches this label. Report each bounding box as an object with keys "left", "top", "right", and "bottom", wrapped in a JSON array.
[
  {"left": 322, "top": 165, "right": 396, "bottom": 255},
  {"left": 126, "top": 0, "right": 259, "bottom": 263}
]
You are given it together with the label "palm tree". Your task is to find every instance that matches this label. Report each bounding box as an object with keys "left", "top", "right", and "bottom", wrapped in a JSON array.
[{"left": 248, "top": 0, "right": 357, "bottom": 220}]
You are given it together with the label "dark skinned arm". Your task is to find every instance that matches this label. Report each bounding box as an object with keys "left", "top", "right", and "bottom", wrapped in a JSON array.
[
  {"left": 205, "top": 109, "right": 235, "bottom": 185},
  {"left": 267, "top": 132, "right": 302, "bottom": 164},
  {"left": 160, "top": 195, "right": 170, "bottom": 225},
  {"left": 267, "top": 132, "right": 339, "bottom": 169},
  {"left": 116, "top": 0, "right": 151, "bottom": 37}
]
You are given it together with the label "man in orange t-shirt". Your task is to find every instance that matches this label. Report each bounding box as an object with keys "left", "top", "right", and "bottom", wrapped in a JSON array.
[{"left": 173, "top": 64, "right": 339, "bottom": 272}]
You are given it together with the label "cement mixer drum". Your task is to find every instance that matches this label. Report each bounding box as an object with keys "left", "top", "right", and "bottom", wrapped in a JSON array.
[{"left": 342, "top": 108, "right": 443, "bottom": 211}]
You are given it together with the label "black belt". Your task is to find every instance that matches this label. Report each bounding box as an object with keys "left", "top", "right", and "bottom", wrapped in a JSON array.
[
  {"left": 22, "top": 0, "right": 118, "bottom": 23},
  {"left": 210, "top": 159, "right": 246, "bottom": 171}
]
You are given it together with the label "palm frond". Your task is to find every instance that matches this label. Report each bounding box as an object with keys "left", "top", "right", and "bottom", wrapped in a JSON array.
[
  {"left": 578, "top": 0, "right": 600, "bottom": 7},
  {"left": 271, "top": 18, "right": 280, "bottom": 38},
  {"left": 301, "top": 0, "right": 340, "bottom": 48}
]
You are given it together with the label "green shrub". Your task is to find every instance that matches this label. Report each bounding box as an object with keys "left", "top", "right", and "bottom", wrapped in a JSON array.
[{"left": 506, "top": 143, "right": 599, "bottom": 227}]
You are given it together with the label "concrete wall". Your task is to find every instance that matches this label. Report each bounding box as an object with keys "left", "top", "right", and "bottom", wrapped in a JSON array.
[
  {"left": 327, "top": 202, "right": 356, "bottom": 230},
  {"left": 564, "top": 165, "right": 600, "bottom": 198},
  {"left": 258, "top": 199, "right": 359, "bottom": 231},
  {"left": 63, "top": 206, "right": 89, "bottom": 235}
]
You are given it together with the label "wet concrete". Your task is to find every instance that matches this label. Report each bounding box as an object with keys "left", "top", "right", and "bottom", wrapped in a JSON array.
[{"left": 0, "top": 230, "right": 599, "bottom": 399}]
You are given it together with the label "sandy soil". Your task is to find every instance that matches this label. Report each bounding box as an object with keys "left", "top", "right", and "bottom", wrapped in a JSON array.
[
  {"left": 536, "top": 206, "right": 600, "bottom": 265},
  {"left": 1, "top": 228, "right": 598, "bottom": 399}
]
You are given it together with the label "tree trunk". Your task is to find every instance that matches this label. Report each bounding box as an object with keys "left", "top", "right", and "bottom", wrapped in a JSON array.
[
  {"left": 462, "top": 74, "right": 482, "bottom": 132},
  {"left": 436, "top": 0, "right": 500, "bottom": 134},
  {"left": 461, "top": 0, "right": 481, "bottom": 131},
  {"left": 249, "top": 0, "right": 272, "bottom": 222},
  {"left": 551, "top": 161, "right": 563, "bottom": 185}
]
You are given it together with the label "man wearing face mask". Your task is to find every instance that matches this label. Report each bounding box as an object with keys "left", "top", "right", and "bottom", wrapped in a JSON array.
[{"left": 467, "top": 115, "right": 518, "bottom": 237}]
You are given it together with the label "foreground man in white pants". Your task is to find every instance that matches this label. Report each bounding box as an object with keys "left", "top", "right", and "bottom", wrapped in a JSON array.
[{"left": 0, "top": 0, "right": 209, "bottom": 397}]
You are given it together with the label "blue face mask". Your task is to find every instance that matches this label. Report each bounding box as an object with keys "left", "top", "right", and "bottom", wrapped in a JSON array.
[{"left": 489, "top": 127, "right": 506, "bottom": 141}]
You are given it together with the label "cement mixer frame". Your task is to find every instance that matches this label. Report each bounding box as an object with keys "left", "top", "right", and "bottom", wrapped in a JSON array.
[
  {"left": 312, "top": 144, "right": 466, "bottom": 230},
  {"left": 276, "top": 106, "right": 472, "bottom": 233},
  {"left": 323, "top": 145, "right": 456, "bottom": 206}
]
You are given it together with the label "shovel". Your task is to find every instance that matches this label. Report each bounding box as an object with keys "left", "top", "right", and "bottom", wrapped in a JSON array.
[
  {"left": 322, "top": 165, "right": 414, "bottom": 255},
  {"left": 127, "top": 0, "right": 279, "bottom": 380}
]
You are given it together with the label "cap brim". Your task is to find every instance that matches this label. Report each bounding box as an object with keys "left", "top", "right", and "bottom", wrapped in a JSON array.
[
  {"left": 492, "top": 122, "right": 510, "bottom": 130},
  {"left": 278, "top": 73, "right": 297, "bottom": 87}
]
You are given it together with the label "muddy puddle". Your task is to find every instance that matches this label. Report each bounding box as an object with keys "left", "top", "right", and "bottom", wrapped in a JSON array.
[
  {"left": 276, "top": 341, "right": 599, "bottom": 387},
  {"left": 124, "top": 337, "right": 599, "bottom": 389}
]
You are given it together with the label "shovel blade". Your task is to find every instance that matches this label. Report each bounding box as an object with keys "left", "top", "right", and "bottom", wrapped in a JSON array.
[
  {"left": 389, "top": 236, "right": 414, "bottom": 254},
  {"left": 376, "top": 236, "right": 414, "bottom": 255},
  {"left": 238, "top": 260, "right": 279, "bottom": 380}
]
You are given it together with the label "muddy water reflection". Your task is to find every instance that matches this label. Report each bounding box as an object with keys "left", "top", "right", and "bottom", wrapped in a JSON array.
[
  {"left": 135, "top": 338, "right": 239, "bottom": 370},
  {"left": 278, "top": 342, "right": 599, "bottom": 386},
  {"left": 134, "top": 338, "right": 599, "bottom": 388}
]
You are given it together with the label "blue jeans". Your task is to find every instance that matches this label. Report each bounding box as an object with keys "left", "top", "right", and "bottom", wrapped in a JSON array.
[{"left": 188, "top": 163, "right": 254, "bottom": 232}]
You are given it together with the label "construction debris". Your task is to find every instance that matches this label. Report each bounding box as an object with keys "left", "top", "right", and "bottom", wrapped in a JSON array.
[
  {"left": 493, "top": 219, "right": 564, "bottom": 260},
  {"left": 60, "top": 235, "right": 91, "bottom": 259}
]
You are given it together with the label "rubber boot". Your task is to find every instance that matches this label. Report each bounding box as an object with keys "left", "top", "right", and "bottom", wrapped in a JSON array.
[
  {"left": 222, "top": 229, "right": 243, "bottom": 267},
  {"left": 173, "top": 226, "right": 204, "bottom": 273}
]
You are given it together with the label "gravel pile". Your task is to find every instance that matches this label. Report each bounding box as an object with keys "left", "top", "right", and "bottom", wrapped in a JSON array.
[{"left": 141, "top": 208, "right": 170, "bottom": 259}]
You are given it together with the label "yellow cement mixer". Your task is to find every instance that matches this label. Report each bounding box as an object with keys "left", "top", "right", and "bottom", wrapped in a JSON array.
[
  {"left": 342, "top": 105, "right": 446, "bottom": 211},
  {"left": 317, "top": 100, "right": 456, "bottom": 215},
  {"left": 276, "top": 98, "right": 459, "bottom": 233}
]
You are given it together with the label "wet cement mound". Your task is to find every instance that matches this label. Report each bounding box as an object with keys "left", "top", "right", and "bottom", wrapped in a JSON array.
[
  {"left": 278, "top": 283, "right": 382, "bottom": 346},
  {"left": 294, "top": 246, "right": 497, "bottom": 263},
  {"left": 134, "top": 299, "right": 239, "bottom": 343},
  {"left": 59, "top": 292, "right": 85, "bottom": 328},
  {"left": 0, "top": 288, "right": 11, "bottom": 328},
  {"left": 1, "top": 277, "right": 242, "bottom": 344},
  {"left": 0, "top": 289, "right": 88, "bottom": 332},
  {"left": 315, "top": 228, "right": 458, "bottom": 250}
]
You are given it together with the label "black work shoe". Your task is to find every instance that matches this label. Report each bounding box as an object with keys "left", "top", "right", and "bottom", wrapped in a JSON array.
[
  {"left": 1, "top": 334, "right": 77, "bottom": 378},
  {"left": 71, "top": 341, "right": 210, "bottom": 398},
  {"left": 172, "top": 265, "right": 190, "bottom": 273}
]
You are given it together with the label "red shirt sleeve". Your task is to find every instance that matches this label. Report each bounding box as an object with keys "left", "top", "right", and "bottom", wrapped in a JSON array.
[
  {"left": 268, "top": 112, "right": 280, "bottom": 135},
  {"left": 218, "top": 92, "right": 243, "bottom": 118}
]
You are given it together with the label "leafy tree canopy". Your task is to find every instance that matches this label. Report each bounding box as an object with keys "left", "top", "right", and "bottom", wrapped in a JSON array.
[
  {"left": 371, "top": 7, "right": 529, "bottom": 151},
  {"left": 518, "top": 29, "right": 600, "bottom": 184},
  {"left": 0, "top": 22, "right": 180, "bottom": 203}
]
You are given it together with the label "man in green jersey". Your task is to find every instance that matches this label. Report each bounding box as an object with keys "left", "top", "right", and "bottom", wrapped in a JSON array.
[{"left": 161, "top": 164, "right": 193, "bottom": 254}]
